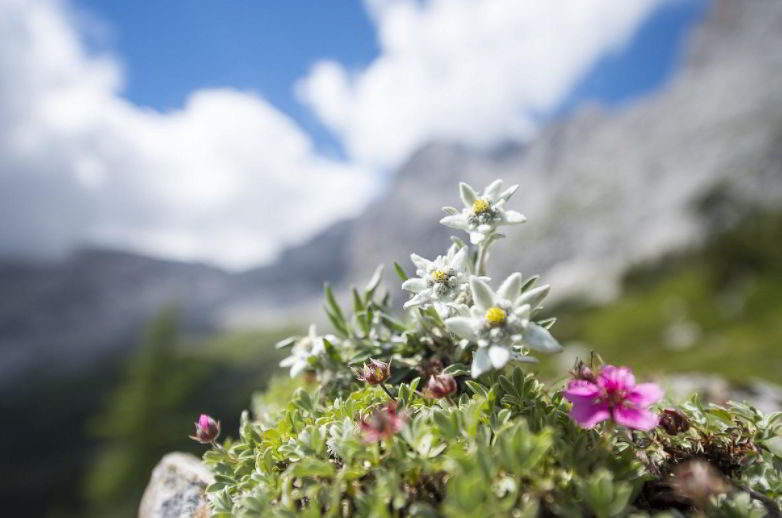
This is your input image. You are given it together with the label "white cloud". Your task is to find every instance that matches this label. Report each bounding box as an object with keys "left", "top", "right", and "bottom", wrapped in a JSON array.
[
  {"left": 297, "top": 0, "right": 666, "bottom": 169},
  {"left": 0, "top": 0, "right": 377, "bottom": 269}
]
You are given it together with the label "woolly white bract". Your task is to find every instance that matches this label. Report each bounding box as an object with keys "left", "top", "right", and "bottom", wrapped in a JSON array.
[
  {"left": 440, "top": 179, "right": 526, "bottom": 244},
  {"left": 401, "top": 244, "right": 474, "bottom": 317},
  {"left": 445, "top": 274, "right": 561, "bottom": 377}
]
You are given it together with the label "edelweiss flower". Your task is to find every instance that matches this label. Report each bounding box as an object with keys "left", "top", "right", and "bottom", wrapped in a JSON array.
[
  {"left": 440, "top": 180, "right": 526, "bottom": 244},
  {"left": 278, "top": 324, "right": 334, "bottom": 378},
  {"left": 445, "top": 274, "right": 562, "bottom": 377},
  {"left": 401, "top": 244, "right": 472, "bottom": 314},
  {"left": 564, "top": 365, "right": 663, "bottom": 431}
]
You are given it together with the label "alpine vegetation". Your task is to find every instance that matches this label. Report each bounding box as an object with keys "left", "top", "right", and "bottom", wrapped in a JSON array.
[{"left": 196, "top": 180, "right": 782, "bottom": 517}]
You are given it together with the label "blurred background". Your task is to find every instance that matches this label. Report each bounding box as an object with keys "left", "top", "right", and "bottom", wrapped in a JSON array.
[{"left": 1, "top": 0, "right": 781, "bottom": 516}]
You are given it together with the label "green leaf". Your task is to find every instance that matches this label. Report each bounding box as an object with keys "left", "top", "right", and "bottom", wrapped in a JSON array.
[
  {"left": 324, "top": 282, "right": 344, "bottom": 321},
  {"left": 394, "top": 261, "right": 409, "bottom": 281},
  {"left": 465, "top": 380, "right": 489, "bottom": 398},
  {"left": 352, "top": 287, "right": 365, "bottom": 314},
  {"left": 325, "top": 307, "right": 349, "bottom": 338},
  {"left": 442, "top": 363, "right": 470, "bottom": 376},
  {"left": 380, "top": 314, "right": 408, "bottom": 332},
  {"left": 322, "top": 338, "right": 342, "bottom": 364},
  {"left": 365, "top": 264, "right": 384, "bottom": 299},
  {"left": 290, "top": 458, "right": 336, "bottom": 478}
]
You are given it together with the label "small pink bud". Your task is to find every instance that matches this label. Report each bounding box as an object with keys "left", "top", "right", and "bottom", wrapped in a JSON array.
[
  {"left": 355, "top": 359, "right": 391, "bottom": 385},
  {"left": 189, "top": 414, "right": 220, "bottom": 444},
  {"left": 424, "top": 374, "right": 457, "bottom": 399}
]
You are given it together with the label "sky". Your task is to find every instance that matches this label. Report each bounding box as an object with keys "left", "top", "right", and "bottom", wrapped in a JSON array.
[{"left": 0, "top": 0, "right": 706, "bottom": 269}]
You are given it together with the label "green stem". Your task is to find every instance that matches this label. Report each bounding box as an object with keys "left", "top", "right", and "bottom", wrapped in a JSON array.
[
  {"left": 476, "top": 234, "right": 498, "bottom": 276},
  {"left": 476, "top": 242, "right": 489, "bottom": 276},
  {"left": 380, "top": 383, "right": 396, "bottom": 402}
]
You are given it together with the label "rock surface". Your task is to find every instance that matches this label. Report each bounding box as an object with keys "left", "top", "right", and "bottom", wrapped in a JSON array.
[{"left": 139, "top": 452, "right": 214, "bottom": 518}]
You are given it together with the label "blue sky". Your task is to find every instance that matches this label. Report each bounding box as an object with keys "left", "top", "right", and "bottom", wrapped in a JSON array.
[
  {"left": 75, "top": 1, "right": 380, "bottom": 157},
  {"left": 76, "top": 0, "right": 707, "bottom": 157}
]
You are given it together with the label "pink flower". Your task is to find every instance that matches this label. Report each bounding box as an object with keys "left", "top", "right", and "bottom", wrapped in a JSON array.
[
  {"left": 564, "top": 365, "right": 663, "bottom": 431},
  {"left": 189, "top": 414, "right": 220, "bottom": 444},
  {"left": 358, "top": 401, "right": 408, "bottom": 442}
]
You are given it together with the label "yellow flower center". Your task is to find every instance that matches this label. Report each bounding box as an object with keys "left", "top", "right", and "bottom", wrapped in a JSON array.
[
  {"left": 431, "top": 270, "right": 449, "bottom": 283},
  {"left": 472, "top": 199, "right": 491, "bottom": 214},
  {"left": 485, "top": 306, "right": 507, "bottom": 326}
]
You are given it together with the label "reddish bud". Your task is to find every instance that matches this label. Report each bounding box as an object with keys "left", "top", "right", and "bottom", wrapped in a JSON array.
[
  {"left": 659, "top": 408, "right": 690, "bottom": 435},
  {"left": 424, "top": 374, "right": 458, "bottom": 399},
  {"left": 189, "top": 414, "right": 220, "bottom": 444},
  {"left": 569, "top": 359, "right": 596, "bottom": 382},
  {"left": 355, "top": 359, "right": 391, "bottom": 385}
]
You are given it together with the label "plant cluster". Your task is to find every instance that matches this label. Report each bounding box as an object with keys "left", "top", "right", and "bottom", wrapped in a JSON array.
[{"left": 197, "top": 180, "right": 782, "bottom": 517}]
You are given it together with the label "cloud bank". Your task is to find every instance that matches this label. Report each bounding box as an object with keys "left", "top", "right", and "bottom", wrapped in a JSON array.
[
  {"left": 0, "top": 0, "right": 668, "bottom": 268},
  {"left": 298, "top": 0, "right": 664, "bottom": 169},
  {"left": 0, "top": 0, "right": 376, "bottom": 269}
]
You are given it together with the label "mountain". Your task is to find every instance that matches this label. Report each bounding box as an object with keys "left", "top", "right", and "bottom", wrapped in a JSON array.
[
  {"left": 230, "top": 0, "right": 782, "bottom": 315},
  {"left": 0, "top": 249, "right": 232, "bottom": 389},
  {"left": 340, "top": 0, "right": 782, "bottom": 302},
  {"left": 2, "top": 0, "right": 781, "bottom": 387}
]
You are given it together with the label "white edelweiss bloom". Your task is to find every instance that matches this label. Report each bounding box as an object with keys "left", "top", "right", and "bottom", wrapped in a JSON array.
[
  {"left": 440, "top": 179, "right": 526, "bottom": 245},
  {"left": 401, "top": 244, "right": 473, "bottom": 315},
  {"left": 444, "top": 274, "right": 562, "bottom": 378},
  {"left": 279, "top": 324, "right": 335, "bottom": 378}
]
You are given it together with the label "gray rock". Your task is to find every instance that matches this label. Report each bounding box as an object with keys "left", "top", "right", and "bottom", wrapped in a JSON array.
[{"left": 139, "top": 452, "right": 214, "bottom": 518}]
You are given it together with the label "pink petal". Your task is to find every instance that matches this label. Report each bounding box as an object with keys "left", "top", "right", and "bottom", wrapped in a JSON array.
[
  {"left": 599, "top": 365, "right": 635, "bottom": 391},
  {"left": 628, "top": 383, "right": 664, "bottom": 406},
  {"left": 613, "top": 406, "right": 659, "bottom": 431},
  {"left": 569, "top": 401, "right": 611, "bottom": 429},
  {"left": 564, "top": 380, "right": 600, "bottom": 402}
]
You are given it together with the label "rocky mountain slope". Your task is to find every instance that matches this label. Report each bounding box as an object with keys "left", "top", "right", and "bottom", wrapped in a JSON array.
[
  {"left": 0, "top": 249, "right": 232, "bottom": 389},
  {"left": 2, "top": 0, "right": 781, "bottom": 388},
  {"left": 338, "top": 0, "right": 782, "bottom": 303}
]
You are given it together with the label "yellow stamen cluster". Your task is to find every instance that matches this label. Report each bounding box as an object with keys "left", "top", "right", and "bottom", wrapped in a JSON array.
[
  {"left": 431, "top": 270, "right": 449, "bottom": 283},
  {"left": 472, "top": 198, "right": 491, "bottom": 214},
  {"left": 485, "top": 306, "right": 507, "bottom": 326}
]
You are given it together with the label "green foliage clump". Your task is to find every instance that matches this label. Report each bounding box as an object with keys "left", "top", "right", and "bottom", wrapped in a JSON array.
[
  {"left": 204, "top": 368, "right": 782, "bottom": 517},
  {"left": 201, "top": 180, "right": 782, "bottom": 517}
]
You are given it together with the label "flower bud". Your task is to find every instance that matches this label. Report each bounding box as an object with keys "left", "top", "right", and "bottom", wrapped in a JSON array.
[
  {"left": 424, "top": 374, "right": 457, "bottom": 399},
  {"left": 189, "top": 414, "right": 220, "bottom": 444},
  {"left": 355, "top": 359, "right": 391, "bottom": 385},
  {"left": 659, "top": 408, "right": 690, "bottom": 435},
  {"left": 569, "top": 359, "right": 596, "bottom": 382}
]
